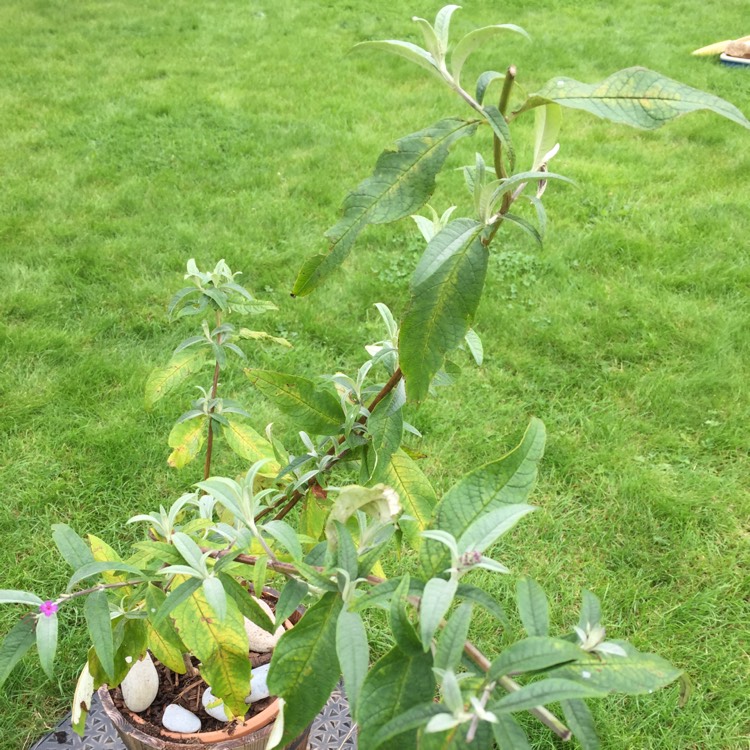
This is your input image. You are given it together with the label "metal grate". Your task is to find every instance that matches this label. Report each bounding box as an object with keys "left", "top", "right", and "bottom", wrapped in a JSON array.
[{"left": 31, "top": 684, "right": 356, "bottom": 750}]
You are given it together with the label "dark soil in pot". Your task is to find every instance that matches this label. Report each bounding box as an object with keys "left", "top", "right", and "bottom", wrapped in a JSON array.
[{"left": 110, "top": 652, "right": 275, "bottom": 740}]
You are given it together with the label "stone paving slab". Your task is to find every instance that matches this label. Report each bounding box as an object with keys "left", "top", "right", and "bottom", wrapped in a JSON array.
[{"left": 32, "top": 685, "right": 356, "bottom": 749}]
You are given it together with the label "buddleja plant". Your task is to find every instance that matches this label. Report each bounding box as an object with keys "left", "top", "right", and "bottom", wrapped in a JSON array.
[
  {"left": 144, "top": 258, "right": 289, "bottom": 477},
  {"left": 0, "top": 6, "right": 747, "bottom": 750}
]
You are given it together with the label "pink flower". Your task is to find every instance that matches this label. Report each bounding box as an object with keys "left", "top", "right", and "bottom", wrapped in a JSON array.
[{"left": 39, "top": 601, "right": 58, "bottom": 617}]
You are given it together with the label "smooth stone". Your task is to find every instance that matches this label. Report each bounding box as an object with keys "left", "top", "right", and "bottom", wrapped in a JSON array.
[
  {"left": 201, "top": 686, "right": 230, "bottom": 722},
  {"left": 162, "top": 704, "right": 202, "bottom": 734},
  {"left": 121, "top": 653, "right": 159, "bottom": 713},
  {"left": 243, "top": 598, "right": 284, "bottom": 653},
  {"left": 245, "top": 663, "right": 271, "bottom": 704}
]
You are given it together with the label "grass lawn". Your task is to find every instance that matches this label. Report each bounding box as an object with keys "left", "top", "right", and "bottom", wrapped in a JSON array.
[{"left": 1, "top": 0, "right": 748, "bottom": 747}]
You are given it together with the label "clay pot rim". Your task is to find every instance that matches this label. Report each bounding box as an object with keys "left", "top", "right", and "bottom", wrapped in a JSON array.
[
  {"left": 98, "top": 588, "right": 297, "bottom": 745},
  {"left": 98, "top": 685, "right": 279, "bottom": 744}
]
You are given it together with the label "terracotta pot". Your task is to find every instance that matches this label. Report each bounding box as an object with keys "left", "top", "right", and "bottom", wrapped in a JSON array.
[
  {"left": 98, "top": 686, "right": 309, "bottom": 749},
  {"left": 97, "top": 590, "right": 309, "bottom": 750}
]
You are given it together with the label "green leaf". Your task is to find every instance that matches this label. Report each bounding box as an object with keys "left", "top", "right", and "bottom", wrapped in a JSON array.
[
  {"left": 579, "top": 590, "right": 602, "bottom": 629},
  {"left": 411, "top": 17, "right": 441, "bottom": 62},
  {"left": 420, "top": 578, "right": 457, "bottom": 650},
  {"left": 458, "top": 503, "right": 535, "bottom": 554},
  {"left": 411, "top": 218, "right": 483, "bottom": 288},
  {"left": 0, "top": 590, "right": 43, "bottom": 606},
  {"left": 433, "top": 5, "right": 461, "bottom": 56},
  {"left": 550, "top": 652, "right": 682, "bottom": 694},
  {"left": 490, "top": 636, "right": 584, "bottom": 680},
  {"left": 36, "top": 611, "right": 58, "bottom": 679},
  {"left": 400, "top": 219, "right": 488, "bottom": 402},
  {"left": 381, "top": 450, "right": 437, "bottom": 548},
  {"left": 0, "top": 617, "right": 36, "bottom": 689},
  {"left": 336, "top": 609, "right": 369, "bottom": 720},
  {"left": 274, "top": 579, "right": 308, "bottom": 628},
  {"left": 238, "top": 328, "right": 292, "bottom": 348},
  {"left": 144, "top": 349, "right": 209, "bottom": 410},
  {"left": 455, "top": 584, "right": 508, "bottom": 624},
  {"left": 202, "top": 577, "right": 227, "bottom": 622},
  {"left": 52, "top": 524, "right": 95, "bottom": 571},
  {"left": 333, "top": 522, "right": 359, "bottom": 580},
  {"left": 84, "top": 591, "right": 115, "bottom": 682},
  {"left": 357, "top": 646, "right": 436, "bottom": 750},
  {"left": 167, "top": 418, "right": 206, "bottom": 469},
  {"left": 452, "top": 25, "right": 529, "bottom": 84},
  {"left": 483, "top": 105, "right": 515, "bottom": 171},
  {"left": 365, "top": 392, "right": 403, "bottom": 484},
  {"left": 476, "top": 70, "right": 505, "bottom": 106},
  {"left": 246, "top": 370, "right": 343, "bottom": 434},
  {"left": 532, "top": 104, "right": 562, "bottom": 170},
  {"left": 353, "top": 576, "right": 425, "bottom": 613},
  {"left": 218, "top": 573, "right": 275, "bottom": 633},
  {"left": 516, "top": 577, "right": 550, "bottom": 637},
  {"left": 153, "top": 577, "right": 203, "bottom": 625},
  {"left": 172, "top": 531, "right": 206, "bottom": 572},
  {"left": 145, "top": 585, "right": 186, "bottom": 674},
  {"left": 491, "top": 714, "right": 532, "bottom": 749},
  {"left": 493, "top": 677, "right": 604, "bottom": 714},
  {"left": 262, "top": 520, "right": 303, "bottom": 562},
  {"left": 435, "top": 603, "right": 472, "bottom": 672},
  {"left": 371, "top": 703, "right": 444, "bottom": 749},
  {"left": 268, "top": 592, "right": 343, "bottom": 746},
  {"left": 301, "top": 492, "right": 328, "bottom": 542},
  {"left": 252, "top": 554, "right": 268, "bottom": 598},
  {"left": 389, "top": 575, "right": 422, "bottom": 654},
  {"left": 353, "top": 40, "right": 440, "bottom": 78},
  {"left": 421, "top": 419, "right": 546, "bottom": 576},
  {"left": 514, "top": 67, "right": 750, "bottom": 130},
  {"left": 111, "top": 619, "right": 149, "bottom": 688},
  {"left": 561, "top": 699, "right": 601, "bottom": 750},
  {"left": 66, "top": 561, "right": 144, "bottom": 593},
  {"left": 503, "top": 213, "right": 543, "bottom": 247},
  {"left": 292, "top": 118, "right": 478, "bottom": 296},
  {"left": 464, "top": 328, "right": 483, "bottom": 366},
  {"left": 222, "top": 420, "right": 281, "bottom": 473}
]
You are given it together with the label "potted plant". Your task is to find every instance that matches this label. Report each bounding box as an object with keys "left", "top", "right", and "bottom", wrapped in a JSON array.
[{"left": 1, "top": 6, "right": 748, "bottom": 749}]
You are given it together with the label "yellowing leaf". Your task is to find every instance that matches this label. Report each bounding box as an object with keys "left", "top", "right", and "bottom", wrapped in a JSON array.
[
  {"left": 222, "top": 421, "right": 280, "bottom": 474},
  {"left": 171, "top": 585, "right": 249, "bottom": 717},
  {"left": 167, "top": 418, "right": 206, "bottom": 469},
  {"left": 144, "top": 350, "right": 209, "bottom": 410},
  {"left": 238, "top": 329, "right": 292, "bottom": 348},
  {"left": 88, "top": 535, "right": 130, "bottom": 592}
]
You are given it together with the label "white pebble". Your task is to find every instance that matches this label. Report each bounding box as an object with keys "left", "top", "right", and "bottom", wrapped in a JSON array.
[
  {"left": 162, "top": 704, "right": 201, "bottom": 733},
  {"left": 244, "top": 598, "right": 284, "bottom": 653},
  {"left": 121, "top": 653, "right": 159, "bottom": 712},
  {"left": 245, "top": 663, "right": 271, "bottom": 704},
  {"left": 202, "top": 686, "right": 230, "bottom": 722}
]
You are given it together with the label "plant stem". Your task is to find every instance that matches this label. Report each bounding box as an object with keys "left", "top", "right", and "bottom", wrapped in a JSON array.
[
  {"left": 203, "top": 311, "right": 222, "bottom": 481},
  {"left": 256, "top": 368, "right": 405, "bottom": 523},
  {"left": 463, "top": 640, "right": 572, "bottom": 741},
  {"left": 57, "top": 579, "right": 144, "bottom": 603},
  {"left": 211, "top": 546, "right": 572, "bottom": 740},
  {"left": 494, "top": 65, "right": 516, "bottom": 196},
  {"left": 362, "top": 367, "right": 402, "bottom": 417}
]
